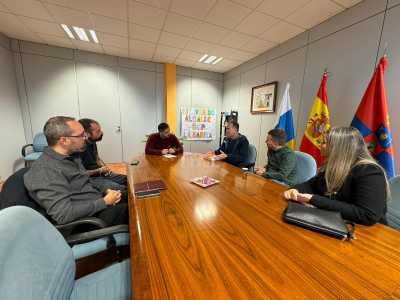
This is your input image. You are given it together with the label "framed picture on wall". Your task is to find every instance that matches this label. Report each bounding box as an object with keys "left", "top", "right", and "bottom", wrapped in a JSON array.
[{"left": 250, "top": 81, "right": 278, "bottom": 113}]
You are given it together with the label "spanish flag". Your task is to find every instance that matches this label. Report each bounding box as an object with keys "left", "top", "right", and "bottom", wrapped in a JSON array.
[{"left": 299, "top": 71, "right": 331, "bottom": 167}]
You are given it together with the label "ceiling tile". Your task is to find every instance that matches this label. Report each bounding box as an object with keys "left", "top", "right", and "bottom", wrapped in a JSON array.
[
  {"left": 163, "top": 13, "right": 202, "bottom": 37},
  {"left": 0, "top": 2, "right": 9, "bottom": 12},
  {"left": 192, "top": 22, "right": 228, "bottom": 43},
  {"left": 192, "top": 61, "right": 217, "bottom": 70},
  {"left": 91, "top": 14, "right": 128, "bottom": 36},
  {"left": 210, "top": 58, "right": 240, "bottom": 72},
  {"left": 333, "top": 0, "right": 362, "bottom": 8},
  {"left": 184, "top": 38, "right": 214, "bottom": 53},
  {"left": 170, "top": 0, "right": 216, "bottom": 19},
  {"left": 213, "top": 57, "right": 241, "bottom": 69},
  {"left": 260, "top": 21, "right": 303, "bottom": 43},
  {"left": 154, "top": 44, "right": 181, "bottom": 58},
  {"left": 129, "top": 23, "right": 160, "bottom": 43},
  {"left": 0, "top": 12, "right": 37, "bottom": 40},
  {"left": 240, "top": 37, "right": 275, "bottom": 53},
  {"left": 73, "top": 40, "right": 103, "bottom": 52},
  {"left": 129, "top": 50, "right": 154, "bottom": 60},
  {"left": 257, "top": 0, "right": 311, "bottom": 19},
  {"left": 135, "top": 0, "right": 171, "bottom": 10},
  {"left": 159, "top": 31, "right": 189, "bottom": 48},
  {"left": 1, "top": 0, "right": 54, "bottom": 21},
  {"left": 38, "top": 33, "right": 73, "bottom": 47},
  {"left": 213, "top": 45, "right": 253, "bottom": 60},
  {"left": 129, "top": 1, "right": 167, "bottom": 29},
  {"left": 236, "top": 11, "right": 278, "bottom": 36},
  {"left": 286, "top": 0, "right": 343, "bottom": 29},
  {"left": 43, "top": 3, "right": 93, "bottom": 28},
  {"left": 19, "top": 16, "right": 65, "bottom": 36},
  {"left": 178, "top": 49, "right": 203, "bottom": 61},
  {"left": 205, "top": 0, "right": 251, "bottom": 29},
  {"left": 230, "top": 0, "right": 263, "bottom": 9},
  {"left": 152, "top": 53, "right": 176, "bottom": 63},
  {"left": 62, "top": 0, "right": 128, "bottom": 20},
  {"left": 130, "top": 39, "right": 156, "bottom": 52},
  {"left": 103, "top": 45, "right": 129, "bottom": 57},
  {"left": 97, "top": 32, "right": 128, "bottom": 48},
  {"left": 220, "top": 31, "right": 252, "bottom": 48},
  {"left": 175, "top": 58, "right": 195, "bottom": 67},
  {"left": 41, "top": 0, "right": 70, "bottom": 7}
]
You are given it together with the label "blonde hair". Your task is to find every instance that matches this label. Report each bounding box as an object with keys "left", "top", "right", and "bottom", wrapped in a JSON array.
[{"left": 322, "top": 126, "right": 389, "bottom": 198}]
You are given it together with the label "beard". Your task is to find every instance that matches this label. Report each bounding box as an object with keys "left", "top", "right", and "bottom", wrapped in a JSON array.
[{"left": 92, "top": 134, "right": 103, "bottom": 142}]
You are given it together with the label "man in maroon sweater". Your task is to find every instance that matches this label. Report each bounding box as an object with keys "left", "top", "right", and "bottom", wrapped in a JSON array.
[{"left": 145, "top": 123, "right": 183, "bottom": 155}]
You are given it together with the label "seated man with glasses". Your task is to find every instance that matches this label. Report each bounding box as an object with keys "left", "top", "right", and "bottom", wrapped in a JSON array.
[{"left": 24, "top": 116, "right": 128, "bottom": 226}]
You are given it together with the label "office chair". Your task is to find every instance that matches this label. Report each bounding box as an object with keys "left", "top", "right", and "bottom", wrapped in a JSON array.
[
  {"left": 387, "top": 176, "right": 400, "bottom": 230},
  {"left": 245, "top": 144, "right": 257, "bottom": 171},
  {"left": 22, "top": 132, "right": 48, "bottom": 166},
  {"left": 293, "top": 151, "right": 317, "bottom": 185},
  {"left": 0, "top": 167, "right": 130, "bottom": 255},
  {"left": 0, "top": 206, "right": 131, "bottom": 300}
]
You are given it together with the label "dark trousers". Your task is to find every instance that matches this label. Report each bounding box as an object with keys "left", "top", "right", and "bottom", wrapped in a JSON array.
[
  {"left": 94, "top": 202, "right": 129, "bottom": 226},
  {"left": 90, "top": 173, "right": 128, "bottom": 202}
]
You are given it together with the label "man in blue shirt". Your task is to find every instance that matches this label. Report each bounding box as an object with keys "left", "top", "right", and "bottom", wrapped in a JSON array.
[{"left": 206, "top": 121, "right": 249, "bottom": 167}]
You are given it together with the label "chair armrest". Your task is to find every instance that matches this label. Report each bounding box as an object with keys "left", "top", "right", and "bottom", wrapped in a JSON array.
[
  {"left": 56, "top": 217, "right": 108, "bottom": 236},
  {"left": 21, "top": 144, "right": 33, "bottom": 157},
  {"left": 65, "top": 224, "right": 129, "bottom": 246}
]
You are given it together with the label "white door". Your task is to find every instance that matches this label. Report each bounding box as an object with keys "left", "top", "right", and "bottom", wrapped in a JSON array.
[
  {"left": 76, "top": 62, "right": 123, "bottom": 162},
  {"left": 119, "top": 68, "right": 158, "bottom": 162}
]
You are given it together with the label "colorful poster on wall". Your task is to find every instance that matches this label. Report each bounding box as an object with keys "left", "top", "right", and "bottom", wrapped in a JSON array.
[{"left": 181, "top": 107, "right": 217, "bottom": 140}]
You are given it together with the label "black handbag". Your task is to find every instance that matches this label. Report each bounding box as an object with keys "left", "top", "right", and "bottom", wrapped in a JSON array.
[{"left": 283, "top": 201, "right": 355, "bottom": 240}]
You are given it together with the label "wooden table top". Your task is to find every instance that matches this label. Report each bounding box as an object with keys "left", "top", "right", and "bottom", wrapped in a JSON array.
[{"left": 127, "top": 153, "right": 400, "bottom": 300}]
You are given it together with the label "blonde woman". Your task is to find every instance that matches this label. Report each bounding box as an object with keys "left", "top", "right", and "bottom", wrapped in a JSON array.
[{"left": 284, "top": 126, "right": 389, "bottom": 225}]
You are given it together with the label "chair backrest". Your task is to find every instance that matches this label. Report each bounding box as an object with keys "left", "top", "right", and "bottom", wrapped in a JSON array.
[
  {"left": 0, "top": 206, "right": 75, "bottom": 300},
  {"left": 387, "top": 176, "right": 400, "bottom": 230},
  {"left": 0, "top": 168, "right": 46, "bottom": 216},
  {"left": 32, "top": 132, "right": 48, "bottom": 152},
  {"left": 246, "top": 144, "right": 257, "bottom": 168},
  {"left": 294, "top": 151, "right": 317, "bottom": 185}
]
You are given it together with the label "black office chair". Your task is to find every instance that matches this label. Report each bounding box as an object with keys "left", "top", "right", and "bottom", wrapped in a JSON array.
[{"left": 0, "top": 167, "right": 128, "bottom": 246}]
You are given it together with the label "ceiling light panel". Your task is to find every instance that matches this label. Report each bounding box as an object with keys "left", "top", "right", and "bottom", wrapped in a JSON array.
[{"left": 61, "top": 24, "right": 99, "bottom": 44}]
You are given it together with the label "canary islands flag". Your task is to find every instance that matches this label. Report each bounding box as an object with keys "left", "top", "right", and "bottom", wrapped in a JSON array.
[
  {"left": 351, "top": 56, "right": 395, "bottom": 178},
  {"left": 275, "top": 83, "right": 295, "bottom": 149},
  {"left": 300, "top": 71, "right": 331, "bottom": 167}
]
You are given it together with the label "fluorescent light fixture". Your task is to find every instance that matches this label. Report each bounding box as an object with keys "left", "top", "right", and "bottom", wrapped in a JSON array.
[
  {"left": 199, "top": 54, "right": 208, "bottom": 62},
  {"left": 61, "top": 24, "right": 75, "bottom": 39},
  {"left": 73, "top": 26, "right": 89, "bottom": 42},
  {"left": 204, "top": 55, "right": 217, "bottom": 64},
  {"left": 199, "top": 54, "right": 224, "bottom": 65},
  {"left": 212, "top": 57, "right": 223, "bottom": 65},
  {"left": 89, "top": 29, "right": 99, "bottom": 43}
]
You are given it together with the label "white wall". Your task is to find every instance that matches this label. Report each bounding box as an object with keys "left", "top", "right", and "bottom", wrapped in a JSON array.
[
  {"left": 0, "top": 33, "right": 26, "bottom": 179},
  {"left": 11, "top": 40, "right": 223, "bottom": 164},
  {"left": 223, "top": 0, "right": 400, "bottom": 174},
  {"left": 176, "top": 66, "right": 223, "bottom": 153}
]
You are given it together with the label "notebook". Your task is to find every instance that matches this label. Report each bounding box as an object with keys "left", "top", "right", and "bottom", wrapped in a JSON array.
[
  {"left": 134, "top": 180, "right": 166, "bottom": 194},
  {"left": 135, "top": 190, "right": 161, "bottom": 199}
]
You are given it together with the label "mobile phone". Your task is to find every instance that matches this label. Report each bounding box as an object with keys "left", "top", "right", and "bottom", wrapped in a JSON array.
[{"left": 130, "top": 160, "right": 140, "bottom": 166}]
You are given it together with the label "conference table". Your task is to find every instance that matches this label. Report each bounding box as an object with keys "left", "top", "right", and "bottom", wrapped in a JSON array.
[{"left": 127, "top": 153, "right": 400, "bottom": 300}]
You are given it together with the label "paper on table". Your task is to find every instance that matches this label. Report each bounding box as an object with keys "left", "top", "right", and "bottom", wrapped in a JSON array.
[{"left": 163, "top": 154, "right": 176, "bottom": 158}]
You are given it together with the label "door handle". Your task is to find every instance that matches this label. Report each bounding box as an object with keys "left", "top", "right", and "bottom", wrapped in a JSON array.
[{"left": 116, "top": 126, "right": 121, "bottom": 133}]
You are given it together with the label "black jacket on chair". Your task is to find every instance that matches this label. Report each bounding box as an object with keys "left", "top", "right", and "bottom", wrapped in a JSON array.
[
  {"left": 0, "top": 168, "right": 46, "bottom": 216},
  {"left": 294, "top": 164, "right": 387, "bottom": 225}
]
